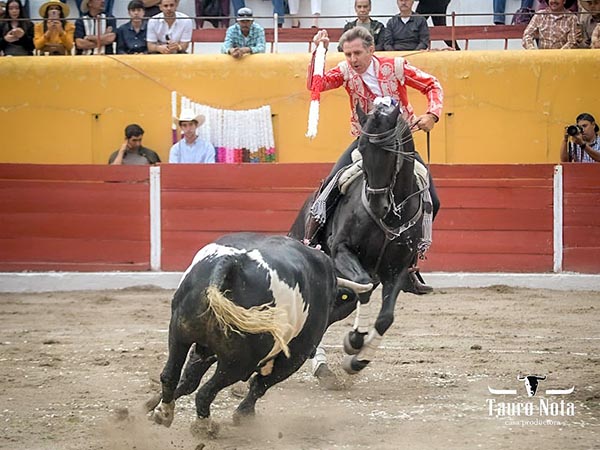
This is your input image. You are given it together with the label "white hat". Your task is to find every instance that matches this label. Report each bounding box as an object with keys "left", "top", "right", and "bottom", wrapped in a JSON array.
[
  {"left": 236, "top": 7, "right": 254, "bottom": 21},
  {"left": 173, "top": 109, "right": 206, "bottom": 127}
]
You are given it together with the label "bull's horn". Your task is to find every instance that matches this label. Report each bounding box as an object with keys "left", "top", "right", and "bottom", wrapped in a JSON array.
[
  {"left": 517, "top": 374, "right": 526, "bottom": 381},
  {"left": 337, "top": 277, "right": 373, "bottom": 294}
]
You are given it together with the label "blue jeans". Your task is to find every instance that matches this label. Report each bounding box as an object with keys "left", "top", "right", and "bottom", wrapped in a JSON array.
[
  {"left": 272, "top": 0, "right": 285, "bottom": 25},
  {"left": 493, "top": 0, "right": 506, "bottom": 24},
  {"left": 231, "top": 0, "right": 245, "bottom": 14}
]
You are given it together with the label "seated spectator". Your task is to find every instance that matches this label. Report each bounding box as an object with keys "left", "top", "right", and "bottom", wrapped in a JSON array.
[
  {"left": 75, "top": 0, "right": 117, "bottom": 55},
  {"left": 232, "top": 0, "right": 284, "bottom": 28},
  {"left": 195, "top": 0, "right": 230, "bottom": 29},
  {"left": 109, "top": 124, "right": 161, "bottom": 165},
  {"left": 383, "top": 0, "right": 429, "bottom": 51},
  {"left": 579, "top": 0, "right": 600, "bottom": 48},
  {"left": 146, "top": 0, "right": 192, "bottom": 54},
  {"left": 169, "top": 110, "right": 215, "bottom": 163},
  {"left": 338, "top": 0, "right": 384, "bottom": 51},
  {"left": 288, "top": 0, "right": 321, "bottom": 29},
  {"left": 116, "top": 0, "right": 148, "bottom": 54},
  {"left": 221, "top": 7, "right": 265, "bottom": 57},
  {"left": 0, "top": 1, "right": 6, "bottom": 17},
  {"left": 417, "top": 0, "right": 460, "bottom": 49},
  {"left": 0, "top": 0, "right": 34, "bottom": 56},
  {"left": 33, "top": 0, "right": 75, "bottom": 55},
  {"left": 560, "top": 113, "right": 600, "bottom": 163},
  {"left": 522, "top": 0, "right": 579, "bottom": 49}
]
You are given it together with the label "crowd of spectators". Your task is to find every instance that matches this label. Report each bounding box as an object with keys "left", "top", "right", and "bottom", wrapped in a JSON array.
[{"left": 1, "top": 0, "right": 598, "bottom": 56}]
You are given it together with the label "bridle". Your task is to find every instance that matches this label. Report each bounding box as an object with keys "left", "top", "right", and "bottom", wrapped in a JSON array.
[{"left": 360, "top": 117, "right": 428, "bottom": 241}]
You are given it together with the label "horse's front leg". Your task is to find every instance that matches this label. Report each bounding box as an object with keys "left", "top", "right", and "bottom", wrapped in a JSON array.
[{"left": 342, "top": 279, "right": 403, "bottom": 374}]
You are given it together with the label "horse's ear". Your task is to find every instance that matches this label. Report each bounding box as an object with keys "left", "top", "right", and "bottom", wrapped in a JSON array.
[
  {"left": 391, "top": 103, "right": 401, "bottom": 122},
  {"left": 356, "top": 102, "right": 368, "bottom": 127}
]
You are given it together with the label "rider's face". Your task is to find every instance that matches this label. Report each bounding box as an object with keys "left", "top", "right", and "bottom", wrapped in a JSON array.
[{"left": 342, "top": 38, "right": 374, "bottom": 75}]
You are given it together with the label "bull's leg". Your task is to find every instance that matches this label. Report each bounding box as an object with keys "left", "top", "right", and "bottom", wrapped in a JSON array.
[
  {"left": 342, "top": 280, "right": 402, "bottom": 374},
  {"left": 233, "top": 353, "right": 307, "bottom": 424},
  {"left": 190, "top": 361, "right": 244, "bottom": 438},
  {"left": 173, "top": 346, "right": 217, "bottom": 400},
  {"left": 151, "top": 340, "right": 191, "bottom": 427}
]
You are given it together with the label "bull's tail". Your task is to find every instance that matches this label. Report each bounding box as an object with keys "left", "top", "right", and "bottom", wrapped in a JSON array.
[{"left": 205, "top": 256, "right": 291, "bottom": 357}]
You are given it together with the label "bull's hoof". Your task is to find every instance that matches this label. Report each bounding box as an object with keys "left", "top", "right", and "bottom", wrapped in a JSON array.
[
  {"left": 190, "top": 417, "right": 220, "bottom": 439},
  {"left": 144, "top": 393, "right": 162, "bottom": 413},
  {"left": 314, "top": 364, "right": 343, "bottom": 391},
  {"left": 151, "top": 401, "right": 175, "bottom": 427},
  {"left": 342, "top": 355, "right": 370, "bottom": 375},
  {"left": 343, "top": 330, "right": 366, "bottom": 355}
]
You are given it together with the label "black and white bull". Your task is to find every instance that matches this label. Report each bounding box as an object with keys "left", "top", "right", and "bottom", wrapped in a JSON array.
[{"left": 149, "top": 233, "right": 369, "bottom": 436}]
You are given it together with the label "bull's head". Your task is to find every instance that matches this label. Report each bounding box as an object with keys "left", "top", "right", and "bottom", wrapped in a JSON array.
[{"left": 517, "top": 374, "right": 547, "bottom": 397}]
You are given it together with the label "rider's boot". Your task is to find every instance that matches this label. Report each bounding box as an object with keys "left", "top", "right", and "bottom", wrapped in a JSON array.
[{"left": 408, "top": 264, "right": 433, "bottom": 295}]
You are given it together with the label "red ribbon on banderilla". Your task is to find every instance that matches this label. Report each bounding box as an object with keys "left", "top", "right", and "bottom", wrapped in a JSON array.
[{"left": 306, "top": 42, "right": 327, "bottom": 139}]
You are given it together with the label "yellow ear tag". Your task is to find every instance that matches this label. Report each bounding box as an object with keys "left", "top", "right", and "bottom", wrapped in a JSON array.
[{"left": 341, "top": 294, "right": 348, "bottom": 300}]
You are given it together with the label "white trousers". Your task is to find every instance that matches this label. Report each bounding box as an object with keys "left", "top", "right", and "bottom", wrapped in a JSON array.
[{"left": 288, "top": 0, "right": 322, "bottom": 15}]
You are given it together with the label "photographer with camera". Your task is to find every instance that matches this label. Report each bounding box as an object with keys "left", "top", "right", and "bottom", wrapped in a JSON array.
[{"left": 560, "top": 113, "right": 600, "bottom": 163}]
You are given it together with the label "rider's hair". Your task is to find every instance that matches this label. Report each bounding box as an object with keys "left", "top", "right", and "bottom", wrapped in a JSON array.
[{"left": 338, "top": 26, "right": 374, "bottom": 51}]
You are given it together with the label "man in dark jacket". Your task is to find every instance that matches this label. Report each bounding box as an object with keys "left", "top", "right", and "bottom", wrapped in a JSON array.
[
  {"left": 383, "top": 0, "right": 430, "bottom": 51},
  {"left": 338, "top": 0, "right": 385, "bottom": 51}
]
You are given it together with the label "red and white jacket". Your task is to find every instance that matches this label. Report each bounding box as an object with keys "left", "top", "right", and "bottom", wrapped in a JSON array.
[{"left": 308, "top": 54, "right": 443, "bottom": 137}]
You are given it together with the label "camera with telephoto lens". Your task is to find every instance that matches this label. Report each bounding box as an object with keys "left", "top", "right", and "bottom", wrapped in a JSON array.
[{"left": 567, "top": 124, "right": 583, "bottom": 136}]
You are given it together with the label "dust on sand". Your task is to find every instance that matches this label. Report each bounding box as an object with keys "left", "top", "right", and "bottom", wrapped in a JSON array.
[{"left": 0, "top": 286, "right": 598, "bottom": 450}]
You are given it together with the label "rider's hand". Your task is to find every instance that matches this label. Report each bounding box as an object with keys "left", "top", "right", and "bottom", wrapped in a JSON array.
[
  {"left": 312, "top": 29, "right": 329, "bottom": 50},
  {"left": 411, "top": 113, "right": 437, "bottom": 133}
]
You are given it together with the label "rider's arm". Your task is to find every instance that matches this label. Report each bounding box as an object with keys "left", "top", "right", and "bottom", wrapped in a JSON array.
[{"left": 401, "top": 60, "right": 443, "bottom": 121}]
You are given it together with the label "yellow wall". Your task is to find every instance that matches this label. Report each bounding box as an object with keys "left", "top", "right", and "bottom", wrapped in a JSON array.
[{"left": 0, "top": 50, "right": 598, "bottom": 164}]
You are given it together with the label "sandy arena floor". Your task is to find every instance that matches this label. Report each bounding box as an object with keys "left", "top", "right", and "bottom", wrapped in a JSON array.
[{"left": 0, "top": 286, "right": 598, "bottom": 450}]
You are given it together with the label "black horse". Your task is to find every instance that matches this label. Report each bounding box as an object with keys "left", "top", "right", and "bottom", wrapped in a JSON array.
[{"left": 289, "top": 102, "right": 431, "bottom": 374}]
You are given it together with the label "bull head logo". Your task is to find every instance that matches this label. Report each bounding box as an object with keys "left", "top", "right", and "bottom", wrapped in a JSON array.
[{"left": 517, "top": 374, "right": 547, "bottom": 397}]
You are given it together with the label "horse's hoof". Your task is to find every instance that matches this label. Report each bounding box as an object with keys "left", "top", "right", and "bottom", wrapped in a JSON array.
[
  {"left": 342, "top": 355, "right": 370, "bottom": 375},
  {"left": 232, "top": 409, "right": 255, "bottom": 426},
  {"left": 314, "top": 364, "right": 343, "bottom": 391},
  {"left": 343, "top": 330, "right": 365, "bottom": 355},
  {"left": 151, "top": 401, "right": 175, "bottom": 427},
  {"left": 144, "top": 393, "right": 162, "bottom": 413},
  {"left": 190, "top": 417, "right": 220, "bottom": 438}
]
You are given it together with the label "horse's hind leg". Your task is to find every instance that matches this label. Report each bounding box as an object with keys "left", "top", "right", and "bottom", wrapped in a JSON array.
[
  {"left": 343, "top": 295, "right": 375, "bottom": 355},
  {"left": 343, "top": 281, "right": 401, "bottom": 374}
]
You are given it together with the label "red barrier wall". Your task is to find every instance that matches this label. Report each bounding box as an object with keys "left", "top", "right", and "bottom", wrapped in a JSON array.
[
  {"left": 160, "top": 164, "right": 330, "bottom": 270},
  {"left": 562, "top": 164, "right": 600, "bottom": 273},
  {"left": 0, "top": 164, "right": 150, "bottom": 271},
  {"left": 423, "top": 165, "right": 555, "bottom": 272},
  {"left": 0, "top": 163, "right": 598, "bottom": 273}
]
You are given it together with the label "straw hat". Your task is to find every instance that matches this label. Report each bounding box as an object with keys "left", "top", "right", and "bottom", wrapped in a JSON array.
[
  {"left": 39, "top": 0, "right": 70, "bottom": 17},
  {"left": 173, "top": 109, "right": 206, "bottom": 127}
]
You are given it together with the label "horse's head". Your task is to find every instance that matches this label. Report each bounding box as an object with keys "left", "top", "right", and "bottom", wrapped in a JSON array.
[{"left": 357, "top": 101, "right": 411, "bottom": 218}]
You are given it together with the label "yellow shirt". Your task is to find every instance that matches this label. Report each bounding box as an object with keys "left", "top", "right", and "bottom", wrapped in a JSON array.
[{"left": 34, "top": 21, "right": 75, "bottom": 54}]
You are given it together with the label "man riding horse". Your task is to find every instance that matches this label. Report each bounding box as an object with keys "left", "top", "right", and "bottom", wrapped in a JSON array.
[{"left": 303, "top": 26, "right": 443, "bottom": 294}]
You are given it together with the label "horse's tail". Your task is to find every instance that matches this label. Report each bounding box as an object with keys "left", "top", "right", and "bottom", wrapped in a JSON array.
[{"left": 206, "top": 255, "right": 291, "bottom": 357}]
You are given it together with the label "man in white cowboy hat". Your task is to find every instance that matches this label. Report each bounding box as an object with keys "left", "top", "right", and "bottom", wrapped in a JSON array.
[
  {"left": 169, "top": 109, "right": 215, "bottom": 163},
  {"left": 74, "top": 0, "right": 116, "bottom": 54},
  {"left": 221, "top": 7, "right": 265, "bottom": 58},
  {"left": 147, "top": 0, "right": 192, "bottom": 54}
]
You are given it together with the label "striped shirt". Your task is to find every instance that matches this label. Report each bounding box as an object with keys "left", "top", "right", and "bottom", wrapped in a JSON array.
[
  {"left": 567, "top": 136, "right": 600, "bottom": 163},
  {"left": 522, "top": 9, "right": 580, "bottom": 49},
  {"left": 221, "top": 22, "right": 266, "bottom": 54}
]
